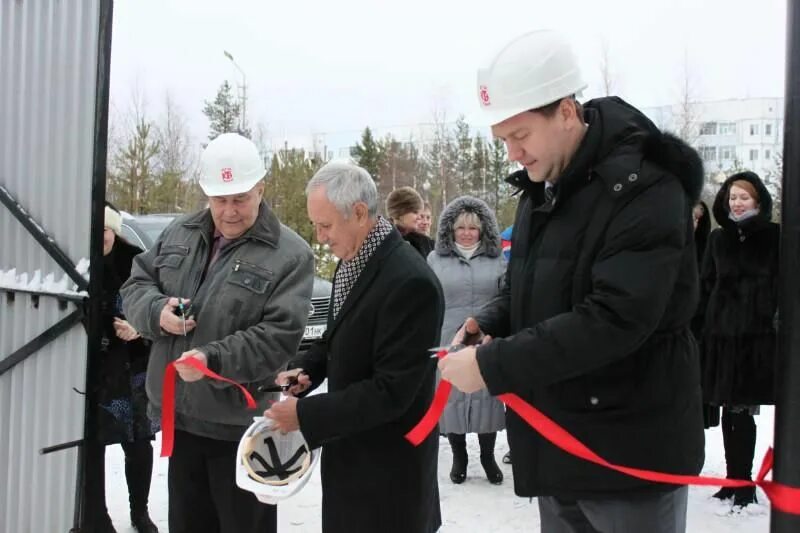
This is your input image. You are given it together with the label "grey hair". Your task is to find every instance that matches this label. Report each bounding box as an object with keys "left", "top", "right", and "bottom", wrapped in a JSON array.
[{"left": 306, "top": 161, "right": 378, "bottom": 218}]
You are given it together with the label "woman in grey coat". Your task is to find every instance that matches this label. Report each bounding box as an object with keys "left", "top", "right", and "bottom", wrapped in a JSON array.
[{"left": 427, "top": 196, "right": 506, "bottom": 485}]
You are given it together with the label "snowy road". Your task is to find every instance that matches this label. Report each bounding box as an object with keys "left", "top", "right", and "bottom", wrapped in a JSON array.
[{"left": 106, "top": 407, "right": 775, "bottom": 532}]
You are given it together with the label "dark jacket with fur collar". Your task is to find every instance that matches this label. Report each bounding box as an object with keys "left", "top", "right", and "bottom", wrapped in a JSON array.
[
  {"left": 475, "top": 97, "right": 705, "bottom": 499},
  {"left": 698, "top": 172, "right": 778, "bottom": 405}
]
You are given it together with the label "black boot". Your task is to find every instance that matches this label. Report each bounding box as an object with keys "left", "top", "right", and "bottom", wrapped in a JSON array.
[
  {"left": 733, "top": 486, "right": 758, "bottom": 508},
  {"left": 448, "top": 434, "right": 467, "bottom": 484},
  {"left": 96, "top": 512, "right": 118, "bottom": 533},
  {"left": 712, "top": 410, "right": 735, "bottom": 500},
  {"left": 478, "top": 433, "right": 503, "bottom": 485},
  {"left": 131, "top": 512, "right": 159, "bottom": 533},
  {"left": 85, "top": 443, "right": 117, "bottom": 532},
  {"left": 124, "top": 441, "right": 158, "bottom": 532},
  {"left": 730, "top": 412, "right": 757, "bottom": 509}
]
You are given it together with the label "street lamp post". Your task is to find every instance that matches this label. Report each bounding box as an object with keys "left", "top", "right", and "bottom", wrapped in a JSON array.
[{"left": 224, "top": 50, "right": 248, "bottom": 134}]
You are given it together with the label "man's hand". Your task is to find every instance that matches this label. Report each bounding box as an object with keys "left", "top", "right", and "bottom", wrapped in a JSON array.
[
  {"left": 438, "top": 345, "right": 488, "bottom": 394},
  {"left": 451, "top": 317, "right": 492, "bottom": 347},
  {"left": 113, "top": 318, "right": 141, "bottom": 341},
  {"left": 175, "top": 350, "right": 207, "bottom": 382},
  {"left": 159, "top": 297, "right": 197, "bottom": 336},
  {"left": 274, "top": 368, "right": 312, "bottom": 397},
  {"left": 264, "top": 396, "right": 300, "bottom": 434}
]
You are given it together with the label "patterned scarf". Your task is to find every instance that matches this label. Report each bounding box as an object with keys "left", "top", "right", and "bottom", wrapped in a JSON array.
[{"left": 332, "top": 216, "right": 393, "bottom": 319}]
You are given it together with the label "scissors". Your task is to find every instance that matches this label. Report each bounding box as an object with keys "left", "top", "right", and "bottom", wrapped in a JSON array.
[
  {"left": 428, "top": 344, "right": 466, "bottom": 358},
  {"left": 257, "top": 373, "right": 304, "bottom": 393}
]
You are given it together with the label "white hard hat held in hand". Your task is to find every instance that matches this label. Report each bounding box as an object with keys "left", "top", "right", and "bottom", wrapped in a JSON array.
[
  {"left": 477, "top": 29, "right": 587, "bottom": 126},
  {"left": 235, "top": 416, "right": 320, "bottom": 505},
  {"left": 199, "top": 133, "right": 266, "bottom": 196}
]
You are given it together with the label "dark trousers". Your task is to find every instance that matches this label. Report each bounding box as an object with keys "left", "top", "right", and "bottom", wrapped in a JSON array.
[
  {"left": 168, "top": 429, "right": 277, "bottom": 533},
  {"left": 538, "top": 486, "right": 688, "bottom": 533},
  {"left": 85, "top": 439, "right": 154, "bottom": 520}
]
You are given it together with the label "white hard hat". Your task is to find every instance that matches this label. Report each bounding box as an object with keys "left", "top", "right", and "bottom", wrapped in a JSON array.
[
  {"left": 477, "top": 29, "right": 587, "bottom": 126},
  {"left": 199, "top": 133, "right": 266, "bottom": 196},
  {"left": 235, "top": 417, "right": 320, "bottom": 505}
]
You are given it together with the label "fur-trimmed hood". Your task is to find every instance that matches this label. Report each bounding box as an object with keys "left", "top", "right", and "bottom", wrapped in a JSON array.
[
  {"left": 435, "top": 196, "right": 501, "bottom": 257},
  {"left": 589, "top": 97, "right": 705, "bottom": 203},
  {"left": 712, "top": 171, "right": 773, "bottom": 228}
]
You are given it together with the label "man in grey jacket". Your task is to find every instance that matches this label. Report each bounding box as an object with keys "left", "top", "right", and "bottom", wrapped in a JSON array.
[{"left": 121, "top": 133, "right": 314, "bottom": 533}]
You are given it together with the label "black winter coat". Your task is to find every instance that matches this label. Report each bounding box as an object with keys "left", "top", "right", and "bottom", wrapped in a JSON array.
[
  {"left": 399, "top": 226, "right": 435, "bottom": 258},
  {"left": 291, "top": 229, "right": 444, "bottom": 533},
  {"left": 690, "top": 201, "right": 720, "bottom": 428},
  {"left": 93, "top": 239, "right": 157, "bottom": 444},
  {"left": 475, "top": 97, "right": 705, "bottom": 499},
  {"left": 698, "top": 172, "right": 779, "bottom": 405}
]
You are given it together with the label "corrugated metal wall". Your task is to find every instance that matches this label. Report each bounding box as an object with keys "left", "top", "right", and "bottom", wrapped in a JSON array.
[{"left": 1, "top": 1, "right": 103, "bottom": 532}]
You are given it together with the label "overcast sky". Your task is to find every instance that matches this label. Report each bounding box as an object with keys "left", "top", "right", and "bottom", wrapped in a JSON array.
[{"left": 109, "top": 0, "right": 787, "bottom": 147}]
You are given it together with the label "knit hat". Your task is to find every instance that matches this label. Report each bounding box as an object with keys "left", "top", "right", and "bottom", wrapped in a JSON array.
[{"left": 104, "top": 205, "right": 122, "bottom": 236}]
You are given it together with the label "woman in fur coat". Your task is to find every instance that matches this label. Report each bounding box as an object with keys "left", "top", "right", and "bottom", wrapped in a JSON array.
[
  {"left": 427, "top": 196, "right": 506, "bottom": 485},
  {"left": 697, "top": 172, "right": 779, "bottom": 509}
]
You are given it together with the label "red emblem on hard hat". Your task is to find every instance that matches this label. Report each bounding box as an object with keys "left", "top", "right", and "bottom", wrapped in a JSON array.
[
  {"left": 221, "top": 168, "right": 233, "bottom": 182},
  {"left": 479, "top": 85, "right": 491, "bottom": 106}
]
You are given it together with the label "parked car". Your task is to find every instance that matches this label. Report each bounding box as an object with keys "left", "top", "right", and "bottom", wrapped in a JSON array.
[{"left": 120, "top": 212, "right": 332, "bottom": 352}]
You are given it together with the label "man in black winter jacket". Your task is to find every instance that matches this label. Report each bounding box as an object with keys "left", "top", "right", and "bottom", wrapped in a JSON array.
[{"left": 440, "top": 30, "right": 705, "bottom": 532}]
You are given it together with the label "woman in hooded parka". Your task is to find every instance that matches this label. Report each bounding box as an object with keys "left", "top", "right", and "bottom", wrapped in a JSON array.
[
  {"left": 427, "top": 196, "right": 506, "bottom": 485},
  {"left": 697, "top": 172, "right": 779, "bottom": 509}
]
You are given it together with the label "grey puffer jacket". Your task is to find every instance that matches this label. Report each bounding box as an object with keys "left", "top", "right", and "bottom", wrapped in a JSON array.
[
  {"left": 427, "top": 196, "right": 506, "bottom": 434},
  {"left": 121, "top": 203, "right": 314, "bottom": 441}
]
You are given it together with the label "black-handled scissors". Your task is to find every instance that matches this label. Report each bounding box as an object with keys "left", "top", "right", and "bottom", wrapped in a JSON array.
[{"left": 258, "top": 373, "right": 302, "bottom": 393}]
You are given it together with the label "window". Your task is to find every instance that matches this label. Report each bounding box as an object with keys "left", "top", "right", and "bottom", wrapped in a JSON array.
[
  {"left": 765, "top": 124, "right": 773, "bottom": 136},
  {"left": 720, "top": 146, "right": 736, "bottom": 160},
  {"left": 699, "top": 146, "right": 717, "bottom": 161},
  {"left": 749, "top": 149, "right": 759, "bottom": 161},
  {"left": 700, "top": 122, "right": 718, "bottom": 136},
  {"left": 719, "top": 122, "right": 737, "bottom": 135},
  {"left": 750, "top": 124, "right": 759, "bottom": 136},
  {"left": 766, "top": 149, "right": 772, "bottom": 160}
]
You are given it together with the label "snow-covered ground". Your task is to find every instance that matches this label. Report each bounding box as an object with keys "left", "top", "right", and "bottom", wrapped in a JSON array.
[{"left": 106, "top": 407, "right": 775, "bottom": 532}]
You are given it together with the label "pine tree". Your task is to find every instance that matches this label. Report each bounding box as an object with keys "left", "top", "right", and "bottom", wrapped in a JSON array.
[
  {"left": 263, "top": 146, "right": 334, "bottom": 278},
  {"left": 488, "top": 137, "right": 517, "bottom": 227},
  {"left": 350, "top": 127, "right": 385, "bottom": 185},
  {"left": 203, "top": 81, "right": 249, "bottom": 140},
  {"left": 425, "top": 120, "right": 457, "bottom": 212},
  {"left": 452, "top": 115, "right": 474, "bottom": 197},
  {"left": 471, "top": 133, "right": 490, "bottom": 200}
]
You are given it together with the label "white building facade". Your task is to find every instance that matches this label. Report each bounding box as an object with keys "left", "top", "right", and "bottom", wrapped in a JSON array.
[{"left": 642, "top": 97, "right": 784, "bottom": 182}]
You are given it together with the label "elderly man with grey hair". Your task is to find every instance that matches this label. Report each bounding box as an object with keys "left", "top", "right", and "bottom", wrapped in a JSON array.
[{"left": 265, "top": 161, "right": 445, "bottom": 533}]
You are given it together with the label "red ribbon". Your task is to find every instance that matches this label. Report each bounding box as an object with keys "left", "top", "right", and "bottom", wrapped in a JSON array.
[
  {"left": 160, "top": 356, "right": 257, "bottom": 457},
  {"left": 406, "top": 353, "right": 800, "bottom": 515}
]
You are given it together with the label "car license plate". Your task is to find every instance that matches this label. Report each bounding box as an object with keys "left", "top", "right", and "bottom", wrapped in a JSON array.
[{"left": 304, "top": 324, "right": 326, "bottom": 340}]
